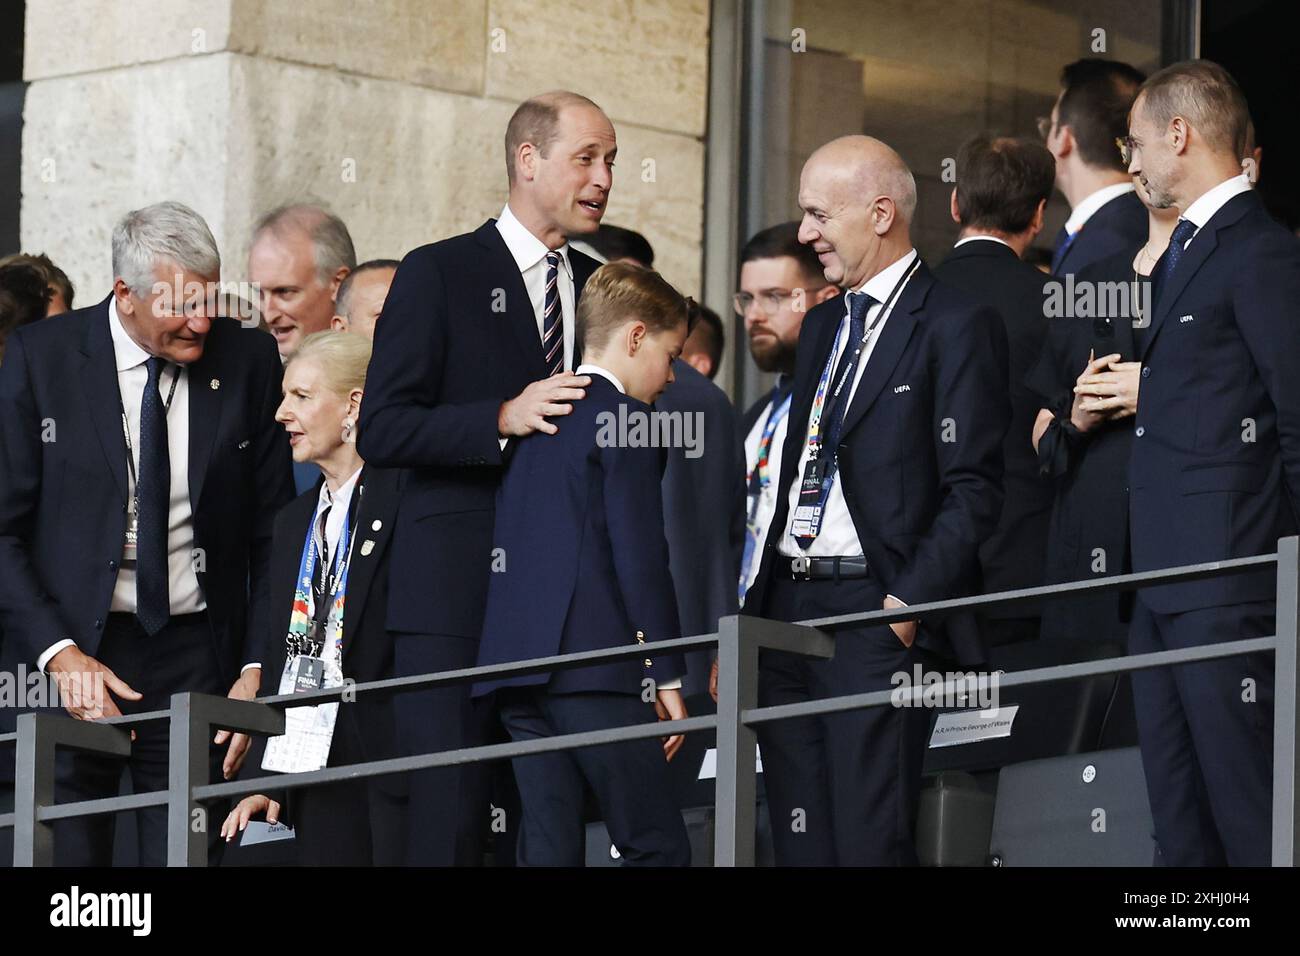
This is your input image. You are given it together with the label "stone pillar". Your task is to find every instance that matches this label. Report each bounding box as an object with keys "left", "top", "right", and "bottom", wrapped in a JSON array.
[{"left": 21, "top": 0, "right": 709, "bottom": 301}]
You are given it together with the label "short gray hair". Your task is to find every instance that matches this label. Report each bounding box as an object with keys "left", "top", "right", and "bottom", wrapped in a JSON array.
[
  {"left": 253, "top": 204, "right": 357, "bottom": 286},
  {"left": 111, "top": 201, "right": 221, "bottom": 294}
]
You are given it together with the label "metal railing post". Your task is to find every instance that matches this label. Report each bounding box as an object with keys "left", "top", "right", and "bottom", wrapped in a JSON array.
[
  {"left": 167, "top": 693, "right": 284, "bottom": 867},
  {"left": 13, "top": 713, "right": 131, "bottom": 866},
  {"left": 1273, "top": 535, "right": 1299, "bottom": 866},
  {"left": 714, "top": 615, "right": 833, "bottom": 866}
]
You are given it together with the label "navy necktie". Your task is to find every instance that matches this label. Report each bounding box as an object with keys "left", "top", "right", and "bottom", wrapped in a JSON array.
[
  {"left": 1050, "top": 226, "right": 1076, "bottom": 274},
  {"left": 542, "top": 251, "right": 563, "bottom": 375},
  {"left": 821, "top": 290, "right": 873, "bottom": 448},
  {"left": 136, "top": 357, "right": 171, "bottom": 635},
  {"left": 1150, "top": 218, "right": 1199, "bottom": 312}
]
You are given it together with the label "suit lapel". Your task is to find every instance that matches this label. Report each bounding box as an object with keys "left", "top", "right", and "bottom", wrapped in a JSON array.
[
  {"left": 475, "top": 221, "right": 549, "bottom": 381},
  {"left": 570, "top": 250, "right": 600, "bottom": 368},
  {"left": 80, "top": 300, "right": 129, "bottom": 503},
  {"left": 186, "top": 338, "right": 225, "bottom": 513},
  {"left": 837, "top": 265, "right": 926, "bottom": 440},
  {"left": 1139, "top": 191, "right": 1256, "bottom": 361},
  {"left": 340, "top": 469, "right": 399, "bottom": 660}
]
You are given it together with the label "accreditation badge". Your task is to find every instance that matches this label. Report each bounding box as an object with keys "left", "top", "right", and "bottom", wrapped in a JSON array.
[{"left": 788, "top": 456, "right": 826, "bottom": 539}]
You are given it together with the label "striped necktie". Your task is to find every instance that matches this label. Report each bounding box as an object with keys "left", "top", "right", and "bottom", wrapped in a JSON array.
[{"left": 542, "top": 251, "right": 564, "bottom": 375}]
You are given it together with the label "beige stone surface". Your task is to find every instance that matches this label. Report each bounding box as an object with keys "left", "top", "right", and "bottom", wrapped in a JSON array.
[
  {"left": 485, "top": 0, "right": 709, "bottom": 138},
  {"left": 24, "top": 0, "right": 232, "bottom": 81},
  {"left": 21, "top": 5, "right": 707, "bottom": 304},
  {"left": 20, "top": 54, "right": 235, "bottom": 300},
  {"left": 227, "top": 0, "right": 488, "bottom": 95}
]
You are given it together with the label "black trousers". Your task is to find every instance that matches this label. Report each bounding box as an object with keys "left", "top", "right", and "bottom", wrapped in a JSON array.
[
  {"left": 392, "top": 632, "right": 494, "bottom": 866},
  {"left": 497, "top": 688, "right": 690, "bottom": 867},
  {"left": 290, "top": 708, "right": 408, "bottom": 866},
  {"left": 52, "top": 611, "right": 228, "bottom": 867},
  {"left": 756, "top": 574, "right": 932, "bottom": 866},
  {"left": 1129, "top": 596, "right": 1274, "bottom": 866}
]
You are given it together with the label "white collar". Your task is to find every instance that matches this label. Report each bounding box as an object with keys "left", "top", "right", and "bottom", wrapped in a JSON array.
[
  {"left": 1065, "top": 181, "right": 1135, "bottom": 235},
  {"left": 850, "top": 248, "right": 918, "bottom": 302},
  {"left": 954, "top": 235, "right": 1014, "bottom": 251},
  {"left": 1181, "top": 174, "right": 1253, "bottom": 232},
  {"left": 575, "top": 363, "right": 626, "bottom": 394},
  {"left": 108, "top": 296, "right": 153, "bottom": 372},
  {"left": 496, "top": 203, "right": 572, "bottom": 275},
  {"left": 317, "top": 466, "right": 363, "bottom": 515}
]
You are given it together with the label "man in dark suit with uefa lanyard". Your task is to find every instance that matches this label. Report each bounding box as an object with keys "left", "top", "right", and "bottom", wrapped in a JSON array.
[{"left": 745, "top": 136, "right": 1009, "bottom": 866}]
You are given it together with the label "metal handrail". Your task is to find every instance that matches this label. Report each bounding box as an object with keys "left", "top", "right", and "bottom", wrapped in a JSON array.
[{"left": 3, "top": 539, "right": 1296, "bottom": 867}]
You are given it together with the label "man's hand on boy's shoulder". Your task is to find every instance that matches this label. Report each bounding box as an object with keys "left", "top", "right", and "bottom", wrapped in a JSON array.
[{"left": 498, "top": 372, "right": 591, "bottom": 437}]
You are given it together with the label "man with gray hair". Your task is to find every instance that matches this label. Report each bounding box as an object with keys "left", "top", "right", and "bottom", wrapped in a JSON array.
[
  {"left": 248, "top": 203, "right": 356, "bottom": 358},
  {"left": 742, "top": 136, "right": 1009, "bottom": 865},
  {"left": 0, "top": 200, "right": 294, "bottom": 865}
]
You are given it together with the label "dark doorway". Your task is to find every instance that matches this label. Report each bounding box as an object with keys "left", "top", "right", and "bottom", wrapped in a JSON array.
[{"left": 1202, "top": 0, "right": 1297, "bottom": 229}]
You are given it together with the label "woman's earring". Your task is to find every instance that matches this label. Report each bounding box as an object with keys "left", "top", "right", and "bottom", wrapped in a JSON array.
[{"left": 342, "top": 418, "right": 355, "bottom": 443}]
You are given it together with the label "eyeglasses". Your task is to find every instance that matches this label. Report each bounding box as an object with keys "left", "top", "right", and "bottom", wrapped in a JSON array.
[
  {"left": 733, "top": 290, "right": 801, "bottom": 317},
  {"left": 1116, "top": 136, "right": 1136, "bottom": 166},
  {"left": 1036, "top": 115, "right": 1054, "bottom": 141}
]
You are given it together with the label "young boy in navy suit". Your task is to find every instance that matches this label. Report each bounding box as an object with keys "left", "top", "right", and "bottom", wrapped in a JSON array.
[{"left": 475, "top": 262, "right": 695, "bottom": 866}]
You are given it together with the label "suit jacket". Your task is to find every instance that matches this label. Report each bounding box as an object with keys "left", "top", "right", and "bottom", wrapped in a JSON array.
[
  {"left": 746, "top": 261, "right": 1010, "bottom": 666},
  {"left": 934, "top": 239, "right": 1054, "bottom": 603},
  {"left": 1129, "top": 189, "right": 1300, "bottom": 613},
  {"left": 0, "top": 297, "right": 293, "bottom": 682},
  {"left": 246, "top": 465, "right": 407, "bottom": 812},
  {"left": 474, "top": 375, "right": 687, "bottom": 696},
  {"left": 1027, "top": 248, "right": 1142, "bottom": 644},
  {"left": 1054, "top": 190, "right": 1148, "bottom": 276},
  {"left": 656, "top": 359, "right": 745, "bottom": 695},
  {"left": 357, "top": 221, "right": 600, "bottom": 639}
]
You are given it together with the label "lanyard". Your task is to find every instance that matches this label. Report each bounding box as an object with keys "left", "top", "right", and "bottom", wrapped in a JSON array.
[
  {"left": 806, "top": 258, "right": 919, "bottom": 458},
  {"left": 289, "top": 483, "right": 362, "bottom": 659},
  {"left": 121, "top": 366, "right": 180, "bottom": 500},
  {"left": 748, "top": 390, "right": 792, "bottom": 500}
]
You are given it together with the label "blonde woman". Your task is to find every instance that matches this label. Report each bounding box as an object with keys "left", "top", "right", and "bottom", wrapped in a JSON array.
[{"left": 222, "top": 331, "right": 406, "bottom": 865}]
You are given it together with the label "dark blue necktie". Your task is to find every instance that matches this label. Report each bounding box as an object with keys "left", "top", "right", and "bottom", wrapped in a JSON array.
[
  {"left": 1150, "top": 218, "right": 1199, "bottom": 313},
  {"left": 820, "top": 291, "right": 873, "bottom": 455},
  {"left": 1050, "top": 226, "right": 1076, "bottom": 274},
  {"left": 542, "top": 251, "right": 563, "bottom": 375},
  {"left": 136, "top": 356, "right": 171, "bottom": 635}
]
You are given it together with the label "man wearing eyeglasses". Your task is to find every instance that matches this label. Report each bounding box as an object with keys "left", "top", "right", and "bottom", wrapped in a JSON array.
[
  {"left": 1039, "top": 58, "right": 1149, "bottom": 276},
  {"left": 731, "top": 223, "right": 840, "bottom": 613}
]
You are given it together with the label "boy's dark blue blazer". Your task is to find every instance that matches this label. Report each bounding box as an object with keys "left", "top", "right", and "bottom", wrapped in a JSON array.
[{"left": 474, "top": 374, "right": 687, "bottom": 697}]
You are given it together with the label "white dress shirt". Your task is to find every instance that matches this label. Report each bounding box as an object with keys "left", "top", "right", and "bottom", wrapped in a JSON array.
[
  {"left": 574, "top": 363, "right": 681, "bottom": 692},
  {"left": 308, "top": 467, "right": 363, "bottom": 621},
  {"left": 954, "top": 234, "right": 1015, "bottom": 251},
  {"left": 1064, "top": 181, "right": 1136, "bottom": 236},
  {"left": 1179, "top": 173, "right": 1254, "bottom": 244},
  {"left": 39, "top": 298, "right": 206, "bottom": 671},
  {"left": 496, "top": 203, "right": 577, "bottom": 371},
  {"left": 740, "top": 385, "right": 791, "bottom": 600},
  {"left": 779, "top": 249, "right": 919, "bottom": 559}
]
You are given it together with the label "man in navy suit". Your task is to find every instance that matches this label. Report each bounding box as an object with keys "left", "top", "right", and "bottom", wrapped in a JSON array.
[
  {"left": 475, "top": 262, "right": 692, "bottom": 866},
  {"left": 1124, "top": 60, "right": 1300, "bottom": 866},
  {"left": 1043, "top": 59, "right": 1148, "bottom": 275},
  {"left": 358, "top": 90, "right": 611, "bottom": 865},
  {"left": 745, "top": 137, "right": 1009, "bottom": 866},
  {"left": 0, "top": 201, "right": 294, "bottom": 865},
  {"left": 935, "top": 135, "right": 1057, "bottom": 646}
]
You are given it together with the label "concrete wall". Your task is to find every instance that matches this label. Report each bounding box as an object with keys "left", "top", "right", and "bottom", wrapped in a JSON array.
[{"left": 20, "top": 0, "right": 710, "bottom": 304}]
